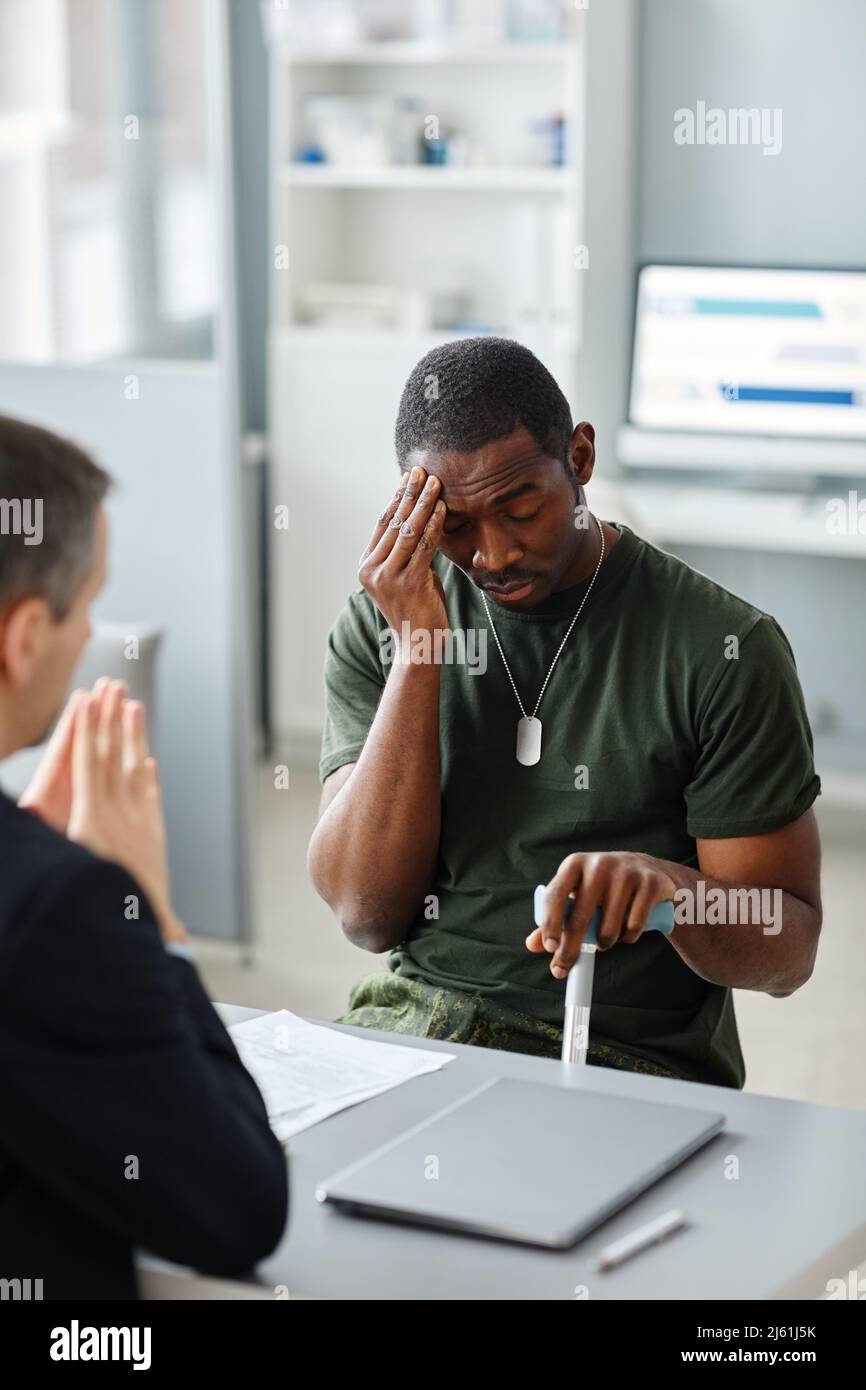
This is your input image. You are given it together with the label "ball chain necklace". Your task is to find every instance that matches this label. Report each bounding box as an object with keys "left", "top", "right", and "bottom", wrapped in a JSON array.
[{"left": 480, "top": 515, "right": 606, "bottom": 766}]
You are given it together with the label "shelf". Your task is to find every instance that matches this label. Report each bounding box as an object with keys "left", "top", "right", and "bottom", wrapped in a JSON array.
[
  {"left": 281, "top": 164, "right": 573, "bottom": 192},
  {"left": 621, "top": 481, "right": 866, "bottom": 560},
  {"left": 275, "top": 42, "right": 576, "bottom": 66}
]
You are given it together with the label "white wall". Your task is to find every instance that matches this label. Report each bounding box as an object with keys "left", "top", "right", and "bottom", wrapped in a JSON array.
[{"left": 637, "top": 0, "right": 866, "bottom": 263}]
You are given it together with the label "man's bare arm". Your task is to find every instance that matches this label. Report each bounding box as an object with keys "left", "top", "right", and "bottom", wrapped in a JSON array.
[
  {"left": 308, "top": 661, "right": 441, "bottom": 951},
  {"left": 660, "top": 808, "right": 822, "bottom": 997},
  {"left": 307, "top": 465, "right": 447, "bottom": 953}
]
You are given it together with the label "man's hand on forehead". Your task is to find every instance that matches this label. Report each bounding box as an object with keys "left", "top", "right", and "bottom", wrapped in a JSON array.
[{"left": 357, "top": 465, "right": 449, "bottom": 639}]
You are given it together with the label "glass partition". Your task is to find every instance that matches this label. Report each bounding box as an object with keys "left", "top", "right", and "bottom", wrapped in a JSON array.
[{"left": 0, "top": 0, "right": 217, "bottom": 362}]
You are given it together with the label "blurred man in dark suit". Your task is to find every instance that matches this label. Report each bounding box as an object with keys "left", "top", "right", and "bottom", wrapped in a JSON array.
[{"left": 0, "top": 415, "right": 288, "bottom": 1299}]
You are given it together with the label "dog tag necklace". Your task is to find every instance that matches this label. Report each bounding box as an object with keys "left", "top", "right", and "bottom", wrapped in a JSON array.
[{"left": 481, "top": 516, "right": 605, "bottom": 766}]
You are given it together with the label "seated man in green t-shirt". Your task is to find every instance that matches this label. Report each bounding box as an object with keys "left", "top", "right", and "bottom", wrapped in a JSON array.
[{"left": 307, "top": 336, "right": 822, "bottom": 1089}]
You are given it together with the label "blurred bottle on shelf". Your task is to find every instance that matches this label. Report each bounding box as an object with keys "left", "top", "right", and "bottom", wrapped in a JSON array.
[
  {"left": 262, "top": 0, "right": 361, "bottom": 47},
  {"left": 423, "top": 133, "right": 449, "bottom": 166},
  {"left": 529, "top": 113, "right": 567, "bottom": 166},
  {"left": 302, "top": 95, "right": 393, "bottom": 165},
  {"left": 507, "top": 0, "right": 565, "bottom": 42},
  {"left": 358, "top": 1, "right": 413, "bottom": 41},
  {"left": 393, "top": 97, "right": 427, "bottom": 164},
  {"left": 411, "top": 0, "right": 453, "bottom": 41},
  {"left": 450, "top": 0, "right": 507, "bottom": 44}
]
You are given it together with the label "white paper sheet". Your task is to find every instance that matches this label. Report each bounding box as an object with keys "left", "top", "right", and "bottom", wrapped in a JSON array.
[{"left": 229, "top": 1009, "right": 455, "bottom": 1141}]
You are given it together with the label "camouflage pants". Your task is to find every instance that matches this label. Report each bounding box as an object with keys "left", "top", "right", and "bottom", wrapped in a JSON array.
[{"left": 335, "top": 970, "right": 682, "bottom": 1081}]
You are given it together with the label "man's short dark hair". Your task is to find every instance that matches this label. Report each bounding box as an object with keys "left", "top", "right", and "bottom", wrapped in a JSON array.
[
  {"left": 394, "top": 336, "right": 574, "bottom": 470},
  {"left": 0, "top": 415, "right": 111, "bottom": 621}
]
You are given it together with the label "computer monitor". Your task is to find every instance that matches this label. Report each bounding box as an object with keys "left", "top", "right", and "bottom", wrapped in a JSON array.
[{"left": 620, "top": 263, "right": 866, "bottom": 475}]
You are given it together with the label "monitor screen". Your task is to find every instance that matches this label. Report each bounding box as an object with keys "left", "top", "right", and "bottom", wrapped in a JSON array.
[{"left": 629, "top": 264, "right": 866, "bottom": 440}]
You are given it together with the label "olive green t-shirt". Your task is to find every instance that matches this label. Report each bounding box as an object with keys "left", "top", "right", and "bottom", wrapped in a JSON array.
[{"left": 319, "top": 523, "right": 821, "bottom": 1088}]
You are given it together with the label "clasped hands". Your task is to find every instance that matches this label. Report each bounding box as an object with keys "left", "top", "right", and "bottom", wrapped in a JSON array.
[{"left": 18, "top": 679, "right": 186, "bottom": 945}]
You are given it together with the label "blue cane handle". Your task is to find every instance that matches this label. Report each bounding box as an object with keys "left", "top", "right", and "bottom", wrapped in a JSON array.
[{"left": 533, "top": 884, "right": 675, "bottom": 946}]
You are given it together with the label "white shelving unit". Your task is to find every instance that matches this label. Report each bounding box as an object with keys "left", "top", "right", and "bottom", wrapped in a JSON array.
[{"left": 265, "top": 8, "right": 588, "bottom": 750}]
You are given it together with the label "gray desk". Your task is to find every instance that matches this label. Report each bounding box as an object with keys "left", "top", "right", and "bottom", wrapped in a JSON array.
[{"left": 149, "top": 1005, "right": 866, "bottom": 1301}]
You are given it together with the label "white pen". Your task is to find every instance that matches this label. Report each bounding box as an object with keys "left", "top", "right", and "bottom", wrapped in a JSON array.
[{"left": 597, "top": 1208, "right": 688, "bottom": 1271}]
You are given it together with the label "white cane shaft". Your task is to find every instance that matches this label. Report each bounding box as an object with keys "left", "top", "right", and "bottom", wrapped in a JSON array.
[{"left": 561, "top": 949, "right": 596, "bottom": 1065}]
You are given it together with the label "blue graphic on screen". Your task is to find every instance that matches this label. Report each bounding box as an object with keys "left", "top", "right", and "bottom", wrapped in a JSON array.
[{"left": 630, "top": 266, "right": 866, "bottom": 439}]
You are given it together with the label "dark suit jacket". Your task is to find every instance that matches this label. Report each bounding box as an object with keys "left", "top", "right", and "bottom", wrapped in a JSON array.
[{"left": 0, "top": 789, "right": 288, "bottom": 1299}]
